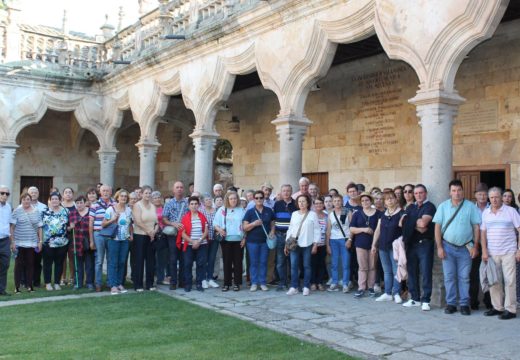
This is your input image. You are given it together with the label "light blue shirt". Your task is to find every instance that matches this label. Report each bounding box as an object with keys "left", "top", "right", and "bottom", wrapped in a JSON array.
[
  {"left": 0, "top": 202, "right": 12, "bottom": 238},
  {"left": 214, "top": 207, "right": 245, "bottom": 241},
  {"left": 433, "top": 199, "right": 481, "bottom": 246}
]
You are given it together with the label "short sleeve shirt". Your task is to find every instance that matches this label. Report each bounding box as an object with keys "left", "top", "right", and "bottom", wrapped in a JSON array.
[
  {"left": 243, "top": 207, "right": 275, "bottom": 243},
  {"left": 481, "top": 205, "right": 520, "bottom": 256},
  {"left": 405, "top": 201, "right": 436, "bottom": 242},
  {"left": 105, "top": 206, "right": 132, "bottom": 241},
  {"left": 10, "top": 207, "right": 42, "bottom": 248},
  {"left": 42, "top": 207, "right": 69, "bottom": 248},
  {"left": 350, "top": 210, "right": 381, "bottom": 250},
  {"left": 433, "top": 199, "right": 481, "bottom": 246}
]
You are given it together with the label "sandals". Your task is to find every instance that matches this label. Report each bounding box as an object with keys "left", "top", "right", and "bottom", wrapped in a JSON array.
[{"left": 222, "top": 286, "right": 230, "bottom": 292}]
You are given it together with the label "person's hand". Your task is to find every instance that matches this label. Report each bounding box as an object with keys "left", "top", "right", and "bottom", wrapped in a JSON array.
[
  {"left": 482, "top": 250, "right": 488, "bottom": 262},
  {"left": 437, "top": 247, "right": 446, "bottom": 259},
  {"left": 284, "top": 246, "right": 289, "bottom": 256},
  {"left": 346, "top": 239, "right": 352, "bottom": 249},
  {"left": 240, "top": 239, "right": 246, "bottom": 248},
  {"left": 371, "top": 246, "right": 377, "bottom": 255},
  {"left": 254, "top": 219, "right": 262, "bottom": 227},
  {"left": 37, "top": 242, "right": 42, "bottom": 252},
  {"left": 365, "top": 228, "right": 373, "bottom": 235},
  {"left": 10, "top": 242, "right": 16, "bottom": 252},
  {"left": 173, "top": 222, "right": 183, "bottom": 229},
  {"left": 219, "top": 229, "right": 227, "bottom": 237},
  {"left": 516, "top": 249, "right": 520, "bottom": 262},
  {"left": 470, "top": 246, "right": 479, "bottom": 259},
  {"left": 326, "top": 245, "right": 331, "bottom": 255},
  {"left": 311, "top": 244, "right": 318, "bottom": 255},
  {"left": 192, "top": 240, "right": 201, "bottom": 250},
  {"left": 90, "top": 240, "right": 96, "bottom": 250}
]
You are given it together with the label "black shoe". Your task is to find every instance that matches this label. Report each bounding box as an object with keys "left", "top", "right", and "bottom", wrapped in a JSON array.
[
  {"left": 184, "top": 287, "right": 191, "bottom": 292},
  {"left": 233, "top": 285, "right": 240, "bottom": 291},
  {"left": 499, "top": 311, "right": 517, "bottom": 320},
  {"left": 484, "top": 309, "right": 503, "bottom": 316},
  {"left": 460, "top": 306, "right": 471, "bottom": 315},
  {"left": 196, "top": 285, "right": 204, "bottom": 292},
  {"left": 444, "top": 305, "right": 457, "bottom": 314},
  {"left": 169, "top": 284, "right": 177, "bottom": 290},
  {"left": 470, "top": 304, "right": 479, "bottom": 311},
  {"left": 222, "top": 286, "right": 230, "bottom": 292}
]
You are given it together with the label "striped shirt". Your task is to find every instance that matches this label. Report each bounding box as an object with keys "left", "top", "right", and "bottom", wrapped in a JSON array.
[
  {"left": 10, "top": 207, "right": 42, "bottom": 248},
  {"left": 201, "top": 208, "right": 216, "bottom": 241},
  {"left": 273, "top": 199, "right": 297, "bottom": 232},
  {"left": 89, "top": 198, "right": 115, "bottom": 231},
  {"left": 190, "top": 217, "right": 205, "bottom": 244},
  {"left": 481, "top": 205, "right": 520, "bottom": 256}
]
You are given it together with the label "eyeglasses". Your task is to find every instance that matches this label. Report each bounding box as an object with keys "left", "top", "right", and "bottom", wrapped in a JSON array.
[
  {"left": 0, "top": 192, "right": 9, "bottom": 196},
  {"left": 255, "top": 197, "right": 264, "bottom": 200},
  {"left": 404, "top": 190, "right": 413, "bottom": 194}
]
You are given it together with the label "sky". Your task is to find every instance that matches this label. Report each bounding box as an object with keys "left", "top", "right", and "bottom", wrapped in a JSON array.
[{"left": 20, "top": 0, "right": 141, "bottom": 36}]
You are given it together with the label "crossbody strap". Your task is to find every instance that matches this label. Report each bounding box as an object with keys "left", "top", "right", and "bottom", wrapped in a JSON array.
[
  {"left": 441, "top": 199, "right": 465, "bottom": 238},
  {"left": 295, "top": 211, "right": 310, "bottom": 238},
  {"left": 255, "top": 210, "right": 270, "bottom": 237},
  {"left": 223, "top": 207, "right": 227, "bottom": 231},
  {"left": 332, "top": 211, "right": 347, "bottom": 240}
]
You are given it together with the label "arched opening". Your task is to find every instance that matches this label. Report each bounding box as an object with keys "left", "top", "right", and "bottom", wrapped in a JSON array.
[
  {"left": 214, "top": 138, "right": 233, "bottom": 190},
  {"left": 114, "top": 109, "right": 141, "bottom": 191}
]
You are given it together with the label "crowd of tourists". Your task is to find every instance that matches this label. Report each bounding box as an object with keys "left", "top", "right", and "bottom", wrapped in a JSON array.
[{"left": 0, "top": 177, "right": 519, "bottom": 320}]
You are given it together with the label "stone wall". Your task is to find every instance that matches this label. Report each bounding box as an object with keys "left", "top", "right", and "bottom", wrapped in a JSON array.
[{"left": 217, "top": 19, "right": 520, "bottom": 195}]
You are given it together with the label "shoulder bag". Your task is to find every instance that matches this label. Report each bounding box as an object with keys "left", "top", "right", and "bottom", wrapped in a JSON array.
[
  {"left": 163, "top": 202, "right": 185, "bottom": 236},
  {"left": 255, "top": 210, "right": 276, "bottom": 249},
  {"left": 99, "top": 207, "right": 118, "bottom": 238},
  {"left": 286, "top": 211, "right": 309, "bottom": 251},
  {"left": 332, "top": 211, "right": 349, "bottom": 241},
  {"left": 215, "top": 208, "right": 227, "bottom": 242}
]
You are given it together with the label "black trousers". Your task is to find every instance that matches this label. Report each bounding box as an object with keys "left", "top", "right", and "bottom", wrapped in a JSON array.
[
  {"left": 168, "top": 235, "right": 184, "bottom": 286},
  {"left": 221, "top": 240, "right": 243, "bottom": 286},
  {"left": 311, "top": 245, "right": 327, "bottom": 285},
  {"left": 33, "top": 250, "right": 43, "bottom": 287},
  {"left": 42, "top": 244, "right": 68, "bottom": 284},
  {"left": 0, "top": 237, "right": 10, "bottom": 293},
  {"left": 132, "top": 234, "right": 155, "bottom": 290}
]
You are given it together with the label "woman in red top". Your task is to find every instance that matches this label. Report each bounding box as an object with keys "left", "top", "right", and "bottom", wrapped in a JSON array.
[{"left": 177, "top": 196, "right": 208, "bottom": 292}]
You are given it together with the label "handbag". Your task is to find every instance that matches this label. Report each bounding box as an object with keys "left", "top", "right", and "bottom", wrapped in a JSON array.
[
  {"left": 162, "top": 226, "right": 177, "bottom": 236},
  {"left": 215, "top": 208, "right": 227, "bottom": 242},
  {"left": 153, "top": 227, "right": 169, "bottom": 250},
  {"left": 286, "top": 211, "right": 309, "bottom": 251},
  {"left": 255, "top": 210, "right": 276, "bottom": 249},
  {"left": 99, "top": 206, "right": 118, "bottom": 238}
]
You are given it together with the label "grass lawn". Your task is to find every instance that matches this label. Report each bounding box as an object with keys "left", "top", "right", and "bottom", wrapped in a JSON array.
[
  {"left": 1, "top": 259, "right": 91, "bottom": 301},
  {"left": 1, "top": 292, "right": 353, "bottom": 359}
]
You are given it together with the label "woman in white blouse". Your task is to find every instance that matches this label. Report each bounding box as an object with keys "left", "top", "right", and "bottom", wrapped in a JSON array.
[{"left": 285, "top": 194, "right": 321, "bottom": 296}]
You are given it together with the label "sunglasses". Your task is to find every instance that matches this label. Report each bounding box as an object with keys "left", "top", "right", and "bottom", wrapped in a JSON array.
[
  {"left": 404, "top": 190, "right": 413, "bottom": 194},
  {"left": 255, "top": 197, "right": 264, "bottom": 200},
  {"left": 0, "top": 192, "right": 9, "bottom": 196}
]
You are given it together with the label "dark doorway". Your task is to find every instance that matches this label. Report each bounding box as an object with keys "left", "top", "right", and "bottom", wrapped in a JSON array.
[
  {"left": 303, "top": 172, "right": 329, "bottom": 196},
  {"left": 454, "top": 166, "right": 509, "bottom": 201},
  {"left": 20, "top": 176, "right": 53, "bottom": 203}
]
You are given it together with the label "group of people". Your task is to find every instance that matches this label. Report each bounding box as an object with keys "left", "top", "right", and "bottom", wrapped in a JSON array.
[{"left": 0, "top": 177, "right": 519, "bottom": 320}]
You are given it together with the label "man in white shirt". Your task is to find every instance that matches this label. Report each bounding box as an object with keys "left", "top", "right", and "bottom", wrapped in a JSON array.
[{"left": 0, "top": 186, "right": 12, "bottom": 296}]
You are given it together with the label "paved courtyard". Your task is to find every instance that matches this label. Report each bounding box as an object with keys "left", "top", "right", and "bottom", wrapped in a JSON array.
[{"left": 159, "top": 286, "right": 519, "bottom": 360}]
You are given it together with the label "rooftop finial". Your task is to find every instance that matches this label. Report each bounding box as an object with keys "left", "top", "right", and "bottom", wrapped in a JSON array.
[
  {"left": 62, "top": 9, "right": 69, "bottom": 35},
  {"left": 117, "top": 6, "right": 125, "bottom": 31}
]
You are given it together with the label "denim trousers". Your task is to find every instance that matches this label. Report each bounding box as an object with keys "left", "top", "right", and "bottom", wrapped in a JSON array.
[
  {"left": 205, "top": 240, "right": 220, "bottom": 280},
  {"left": 167, "top": 235, "right": 184, "bottom": 286},
  {"left": 107, "top": 239, "right": 129, "bottom": 288},
  {"left": 310, "top": 245, "right": 327, "bottom": 285},
  {"left": 183, "top": 244, "right": 208, "bottom": 288},
  {"left": 275, "top": 231, "right": 289, "bottom": 287},
  {"left": 247, "top": 242, "right": 269, "bottom": 286},
  {"left": 379, "top": 248, "right": 400, "bottom": 295},
  {"left": 442, "top": 240, "right": 472, "bottom": 306},
  {"left": 406, "top": 239, "right": 434, "bottom": 303},
  {"left": 330, "top": 238, "right": 350, "bottom": 286},
  {"left": 290, "top": 245, "right": 312, "bottom": 289},
  {"left": 93, "top": 232, "right": 109, "bottom": 287}
]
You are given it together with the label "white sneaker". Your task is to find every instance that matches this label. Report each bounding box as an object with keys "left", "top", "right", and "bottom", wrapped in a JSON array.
[
  {"left": 342, "top": 285, "right": 350, "bottom": 293},
  {"left": 54, "top": 284, "right": 61, "bottom": 291},
  {"left": 202, "top": 280, "right": 209, "bottom": 289},
  {"left": 394, "top": 294, "right": 403, "bottom": 304},
  {"left": 208, "top": 279, "right": 219, "bottom": 288},
  {"left": 250, "top": 285, "right": 258, "bottom": 292},
  {"left": 374, "top": 284, "right": 381, "bottom": 293},
  {"left": 46, "top": 283, "right": 53, "bottom": 291},
  {"left": 421, "top": 302, "right": 431, "bottom": 311},
  {"left": 286, "top": 287, "right": 299, "bottom": 295},
  {"left": 118, "top": 286, "right": 128, "bottom": 294},
  {"left": 326, "top": 278, "right": 332, "bottom": 286},
  {"left": 302, "top": 287, "right": 310, "bottom": 296},
  {"left": 111, "top": 287, "right": 120, "bottom": 295},
  {"left": 260, "top": 285, "right": 269, "bottom": 291},
  {"left": 375, "top": 293, "right": 393, "bottom": 302},
  {"left": 327, "top": 284, "right": 339, "bottom": 292},
  {"left": 402, "top": 299, "right": 420, "bottom": 307}
]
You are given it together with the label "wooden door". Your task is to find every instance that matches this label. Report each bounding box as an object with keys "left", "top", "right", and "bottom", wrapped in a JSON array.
[
  {"left": 303, "top": 172, "right": 329, "bottom": 196},
  {"left": 455, "top": 171, "right": 480, "bottom": 201},
  {"left": 20, "top": 176, "right": 53, "bottom": 203}
]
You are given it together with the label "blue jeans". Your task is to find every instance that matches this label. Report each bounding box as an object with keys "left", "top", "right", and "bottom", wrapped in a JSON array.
[
  {"left": 379, "top": 248, "right": 400, "bottom": 295},
  {"left": 94, "top": 232, "right": 109, "bottom": 287},
  {"left": 206, "top": 240, "right": 220, "bottom": 280},
  {"left": 247, "top": 242, "right": 269, "bottom": 286},
  {"left": 290, "top": 245, "right": 312, "bottom": 289},
  {"left": 275, "top": 232, "right": 289, "bottom": 287},
  {"left": 406, "top": 239, "right": 434, "bottom": 303},
  {"left": 330, "top": 238, "right": 350, "bottom": 286},
  {"left": 107, "top": 240, "right": 129, "bottom": 288},
  {"left": 183, "top": 244, "right": 208, "bottom": 288},
  {"left": 443, "top": 240, "right": 472, "bottom": 306}
]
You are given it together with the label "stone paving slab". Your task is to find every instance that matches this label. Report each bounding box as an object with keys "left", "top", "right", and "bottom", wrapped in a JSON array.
[{"left": 158, "top": 285, "right": 520, "bottom": 359}]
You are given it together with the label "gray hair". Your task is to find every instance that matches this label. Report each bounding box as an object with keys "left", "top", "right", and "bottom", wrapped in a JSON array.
[
  {"left": 28, "top": 186, "right": 39, "bottom": 192},
  {"left": 280, "top": 184, "right": 293, "bottom": 191},
  {"left": 151, "top": 191, "right": 162, "bottom": 198},
  {"left": 298, "top": 177, "right": 310, "bottom": 185},
  {"left": 488, "top": 186, "right": 503, "bottom": 196}
]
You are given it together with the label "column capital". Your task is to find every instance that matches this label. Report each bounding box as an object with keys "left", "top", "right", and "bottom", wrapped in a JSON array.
[
  {"left": 409, "top": 89, "right": 466, "bottom": 126},
  {"left": 97, "top": 148, "right": 118, "bottom": 165},
  {"left": 271, "top": 114, "right": 312, "bottom": 141},
  {"left": 0, "top": 143, "right": 18, "bottom": 159},
  {"left": 136, "top": 139, "right": 160, "bottom": 160}
]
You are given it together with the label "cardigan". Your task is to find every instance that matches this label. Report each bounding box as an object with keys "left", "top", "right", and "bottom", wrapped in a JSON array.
[{"left": 176, "top": 211, "right": 208, "bottom": 251}]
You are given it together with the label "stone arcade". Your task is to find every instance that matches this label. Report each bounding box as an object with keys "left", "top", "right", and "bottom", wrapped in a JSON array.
[{"left": 0, "top": 0, "right": 519, "bottom": 305}]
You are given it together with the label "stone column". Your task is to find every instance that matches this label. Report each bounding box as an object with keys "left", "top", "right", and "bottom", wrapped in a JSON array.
[
  {"left": 97, "top": 149, "right": 118, "bottom": 188},
  {"left": 409, "top": 89, "right": 465, "bottom": 307},
  {"left": 0, "top": 144, "right": 18, "bottom": 194},
  {"left": 409, "top": 90, "right": 465, "bottom": 206},
  {"left": 191, "top": 133, "right": 217, "bottom": 195},
  {"left": 136, "top": 140, "right": 160, "bottom": 187},
  {"left": 272, "top": 115, "right": 311, "bottom": 191}
]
